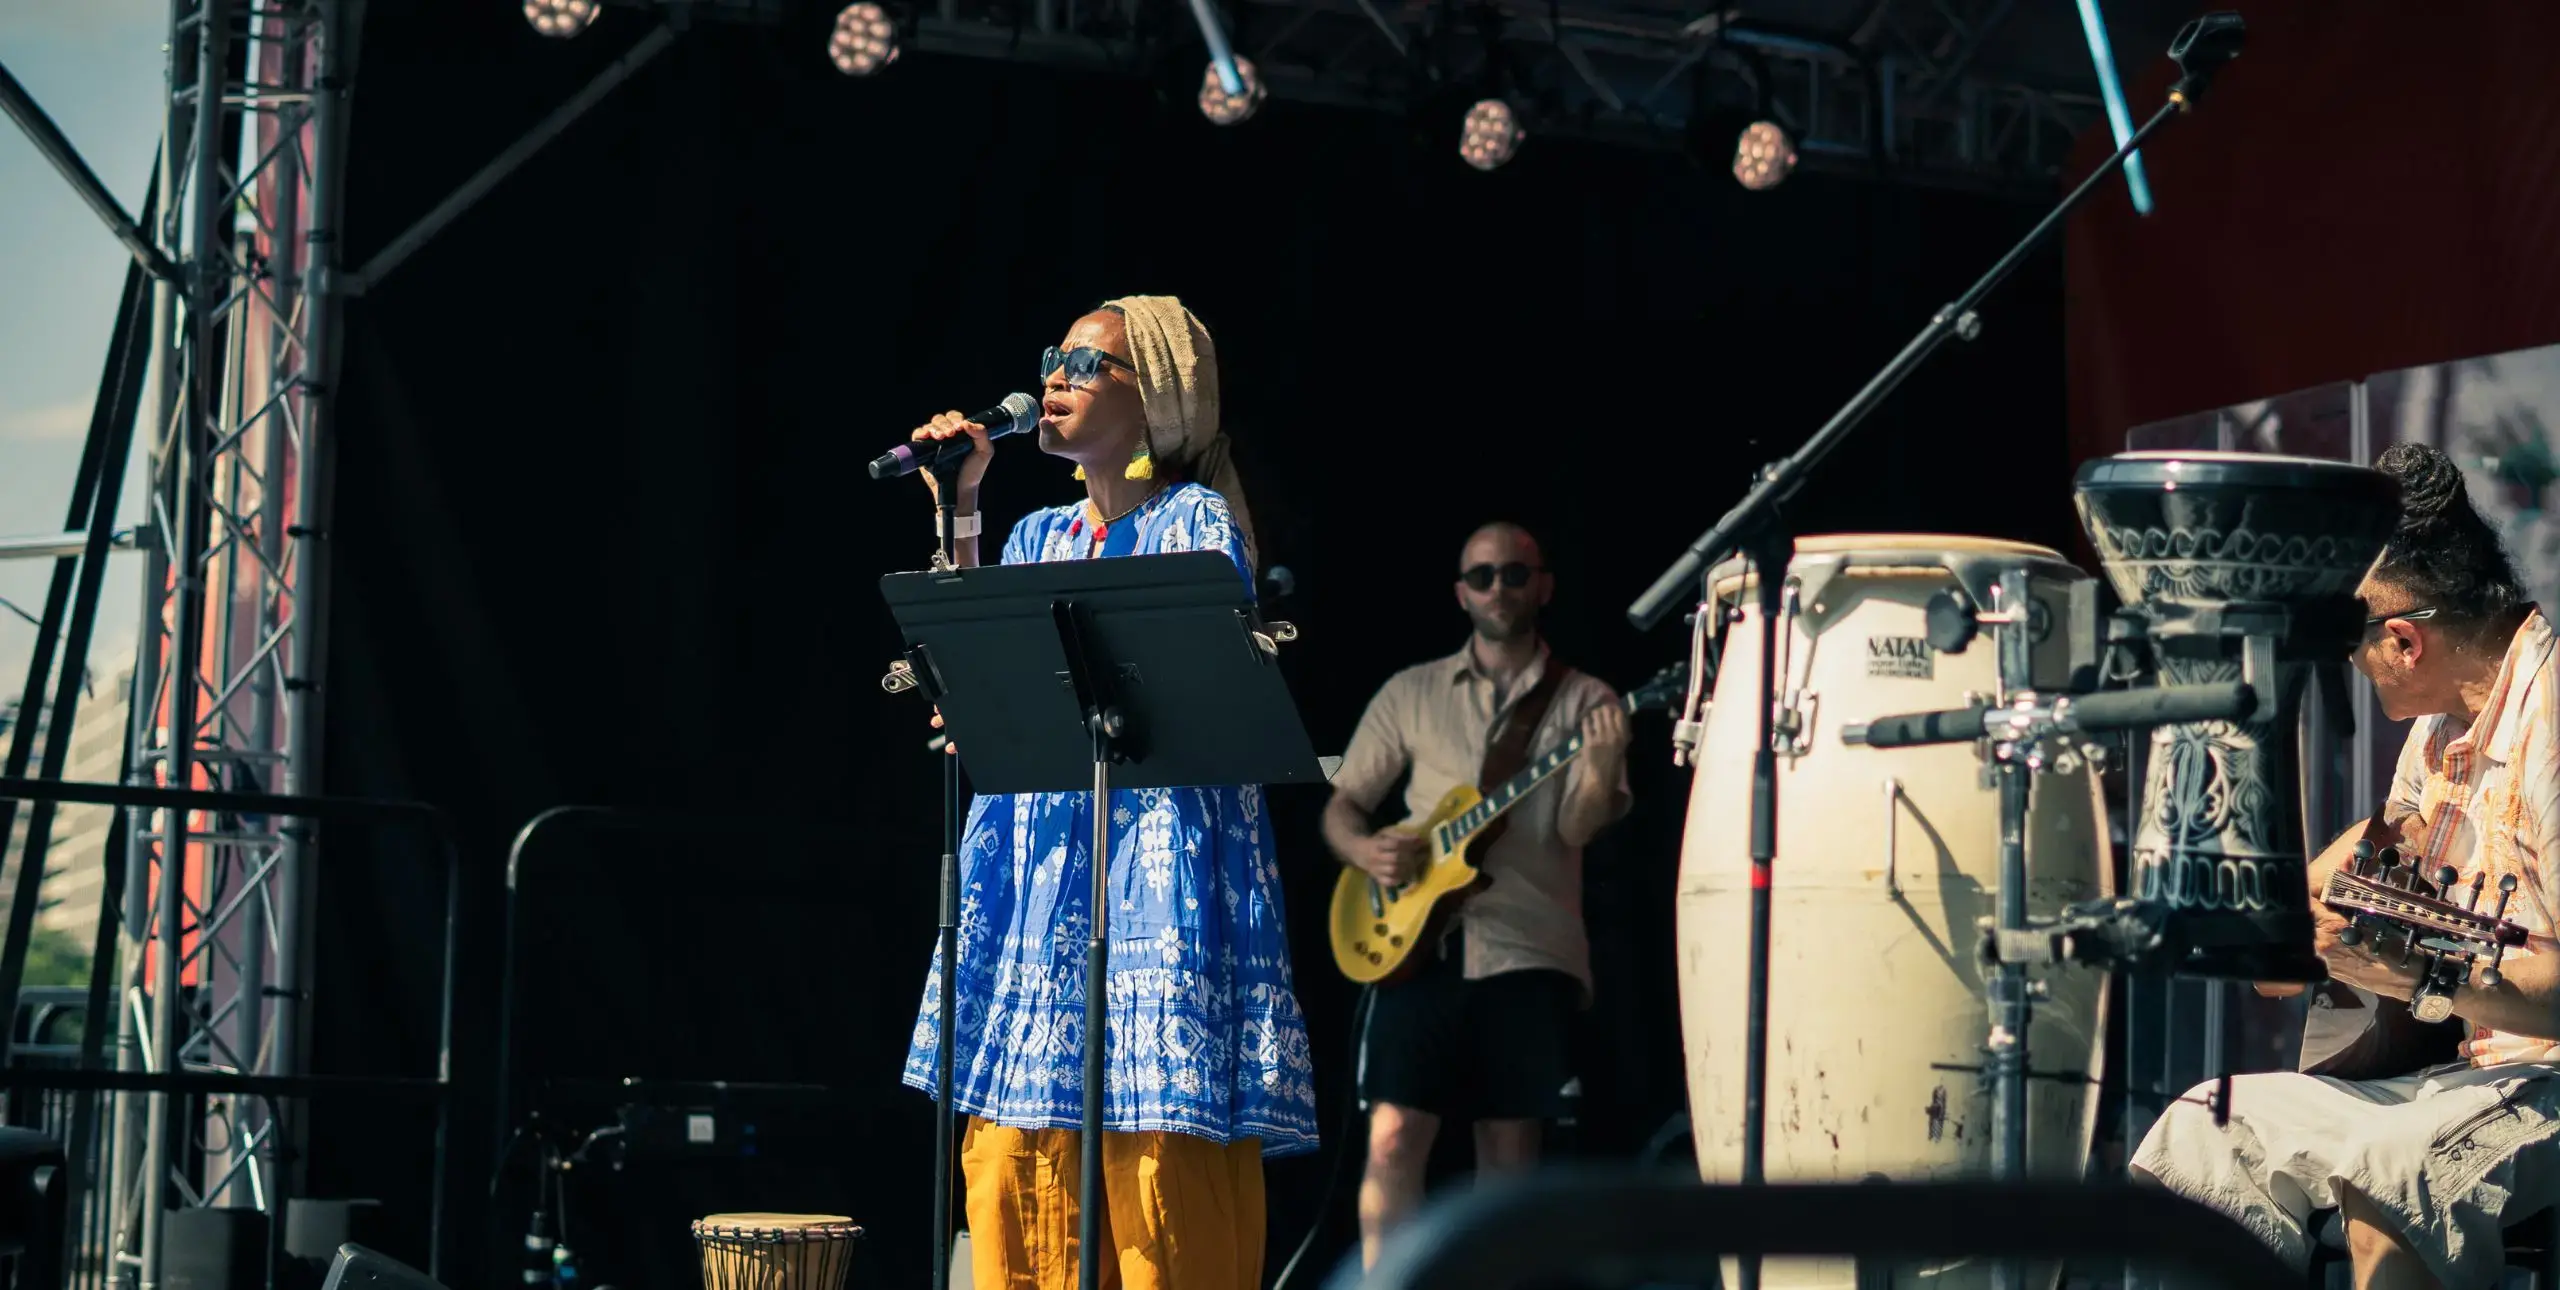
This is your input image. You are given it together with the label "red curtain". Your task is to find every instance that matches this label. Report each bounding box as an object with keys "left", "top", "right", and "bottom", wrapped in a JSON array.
[{"left": 2065, "top": 0, "right": 2560, "bottom": 465}]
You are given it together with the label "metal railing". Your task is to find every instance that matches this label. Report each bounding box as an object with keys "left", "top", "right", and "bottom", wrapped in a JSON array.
[
  {"left": 0, "top": 778, "right": 463, "bottom": 1287},
  {"left": 6, "top": 989, "right": 104, "bottom": 1290}
]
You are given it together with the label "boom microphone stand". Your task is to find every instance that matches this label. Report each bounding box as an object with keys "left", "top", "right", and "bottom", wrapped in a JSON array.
[
  {"left": 1624, "top": 16, "right": 2246, "bottom": 1290},
  {"left": 927, "top": 459, "right": 966, "bottom": 1290}
]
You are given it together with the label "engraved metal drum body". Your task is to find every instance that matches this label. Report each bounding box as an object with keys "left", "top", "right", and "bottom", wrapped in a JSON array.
[
  {"left": 1676, "top": 536, "right": 2110, "bottom": 1288},
  {"left": 2074, "top": 453, "right": 2399, "bottom": 980}
]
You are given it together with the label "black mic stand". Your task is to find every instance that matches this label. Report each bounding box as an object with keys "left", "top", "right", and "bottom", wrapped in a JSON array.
[
  {"left": 927, "top": 458, "right": 967, "bottom": 1290},
  {"left": 1625, "top": 17, "right": 2245, "bottom": 1290}
]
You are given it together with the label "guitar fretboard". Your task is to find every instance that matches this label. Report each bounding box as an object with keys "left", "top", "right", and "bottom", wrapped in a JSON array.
[{"left": 1437, "top": 734, "right": 1585, "bottom": 854}]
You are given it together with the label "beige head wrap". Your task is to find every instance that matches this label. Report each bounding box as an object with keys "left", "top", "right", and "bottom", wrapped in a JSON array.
[{"left": 1105, "top": 295, "right": 1259, "bottom": 571}]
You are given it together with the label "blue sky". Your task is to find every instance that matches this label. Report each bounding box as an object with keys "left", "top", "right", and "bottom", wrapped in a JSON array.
[{"left": 1, "top": 0, "right": 173, "bottom": 685}]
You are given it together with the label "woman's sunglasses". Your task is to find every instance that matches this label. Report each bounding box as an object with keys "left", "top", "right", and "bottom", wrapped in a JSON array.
[
  {"left": 1042, "top": 346, "right": 1136, "bottom": 388},
  {"left": 1460, "top": 562, "right": 1543, "bottom": 591}
]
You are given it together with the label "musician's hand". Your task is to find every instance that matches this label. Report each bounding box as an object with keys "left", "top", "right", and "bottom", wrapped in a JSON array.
[
  {"left": 2313, "top": 902, "right": 2355, "bottom": 961},
  {"left": 1581, "top": 704, "right": 1631, "bottom": 779},
  {"left": 932, "top": 706, "right": 956, "bottom": 756},
  {"left": 912, "top": 410, "right": 993, "bottom": 504},
  {"left": 2314, "top": 903, "right": 2418, "bottom": 999},
  {"left": 1350, "top": 830, "right": 1426, "bottom": 885}
]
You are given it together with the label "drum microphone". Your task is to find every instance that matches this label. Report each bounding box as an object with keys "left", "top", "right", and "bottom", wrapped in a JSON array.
[
  {"left": 866, "top": 393, "right": 1040, "bottom": 481},
  {"left": 1843, "top": 681, "right": 2257, "bottom": 750}
]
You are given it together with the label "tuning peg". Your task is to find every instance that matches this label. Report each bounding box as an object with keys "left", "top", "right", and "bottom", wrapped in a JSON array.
[
  {"left": 2352, "top": 840, "right": 2375, "bottom": 874},
  {"left": 2484, "top": 966, "right": 2505, "bottom": 988},
  {"left": 2437, "top": 865, "right": 2460, "bottom": 896},
  {"left": 2338, "top": 923, "right": 2365, "bottom": 948},
  {"left": 2469, "top": 871, "right": 2487, "bottom": 910}
]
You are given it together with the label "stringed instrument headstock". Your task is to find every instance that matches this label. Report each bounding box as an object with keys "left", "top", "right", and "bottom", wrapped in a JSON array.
[{"left": 2322, "top": 842, "right": 2528, "bottom": 1024}]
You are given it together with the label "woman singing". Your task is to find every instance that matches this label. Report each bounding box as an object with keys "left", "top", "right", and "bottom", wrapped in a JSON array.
[{"left": 899, "top": 296, "right": 1319, "bottom": 1289}]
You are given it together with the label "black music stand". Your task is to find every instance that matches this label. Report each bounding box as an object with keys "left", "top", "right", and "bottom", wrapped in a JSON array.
[{"left": 882, "top": 550, "right": 1326, "bottom": 1290}]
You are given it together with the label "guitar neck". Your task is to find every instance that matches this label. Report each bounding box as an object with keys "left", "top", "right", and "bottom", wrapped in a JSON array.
[
  {"left": 2324, "top": 871, "right": 2526, "bottom": 947},
  {"left": 1445, "top": 735, "right": 1586, "bottom": 850}
]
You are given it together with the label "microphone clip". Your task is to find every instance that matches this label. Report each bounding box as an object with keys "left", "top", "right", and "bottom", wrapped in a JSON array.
[{"left": 2167, "top": 11, "right": 2245, "bottom": 110}]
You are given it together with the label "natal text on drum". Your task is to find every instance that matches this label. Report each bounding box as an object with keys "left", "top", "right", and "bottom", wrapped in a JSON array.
[{"left": 1675, "top": 534, "right": 2112, "bottom": 1290}]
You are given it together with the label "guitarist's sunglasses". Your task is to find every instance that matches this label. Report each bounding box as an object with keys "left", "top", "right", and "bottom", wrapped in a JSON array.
[
  {"left": 1461, "top": 562, "right": 1544, "bottom": 591},
  {"left": 1041, "top": 346, "right": 1135, "bottom": 388}
]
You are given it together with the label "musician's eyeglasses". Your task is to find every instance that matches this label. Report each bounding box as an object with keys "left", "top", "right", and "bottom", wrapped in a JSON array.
[
  {"left": 1042, "top": 346, "right": 1135, "bottom": 389},
  {"left": 2364, "top": 606, "right": 2440, "bottom": 631},
  {"left": 1460, "top": 562, "right": 1544, "bottom": 591}
]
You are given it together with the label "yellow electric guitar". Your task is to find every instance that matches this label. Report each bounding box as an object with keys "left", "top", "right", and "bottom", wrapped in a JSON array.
[{"left": 1327, "top": 663, "right": 1686, "bottom": 984}]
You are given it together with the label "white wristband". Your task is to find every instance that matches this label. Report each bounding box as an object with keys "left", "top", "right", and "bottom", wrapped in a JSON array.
[{"left": 939, "top": 512, "right": 983, "bottom": 540}]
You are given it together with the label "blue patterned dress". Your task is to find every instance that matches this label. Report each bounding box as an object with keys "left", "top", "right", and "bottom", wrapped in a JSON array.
[{"left": 901, "top": 481, "right": 1321, "bottom": 1157}]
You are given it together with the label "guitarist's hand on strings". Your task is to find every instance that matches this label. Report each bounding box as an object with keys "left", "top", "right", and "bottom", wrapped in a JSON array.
[
  {"left": 1580, "top": 704, "right": 1631, "bottom": 780},
  {"left": 1350, "top": 830, "right": 1425, "bottom": 885}
]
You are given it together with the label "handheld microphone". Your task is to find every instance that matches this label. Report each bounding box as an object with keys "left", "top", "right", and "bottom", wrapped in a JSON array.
[{"left": 867, "top": 393, "right": 1039, "bottom": 481}]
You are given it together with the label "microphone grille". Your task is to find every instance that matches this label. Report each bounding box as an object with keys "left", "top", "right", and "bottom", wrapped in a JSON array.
[{"left": 996, "top": 392, "right": 1038, "bottom": 434}]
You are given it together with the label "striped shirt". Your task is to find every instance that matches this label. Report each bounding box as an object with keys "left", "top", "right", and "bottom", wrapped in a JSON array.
[{"left": 2381, "top": 609, "right": 2560, "bottom": 1067}]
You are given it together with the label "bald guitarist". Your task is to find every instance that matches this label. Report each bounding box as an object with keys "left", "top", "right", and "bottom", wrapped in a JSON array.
[{"left": 1320, "top": 521, "right": 1632, "bottom": 1268}]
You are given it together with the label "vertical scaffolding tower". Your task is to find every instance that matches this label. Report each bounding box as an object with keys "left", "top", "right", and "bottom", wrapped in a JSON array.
[{"left": 106, "top": 0, "right": 349, "bottom": 1283}]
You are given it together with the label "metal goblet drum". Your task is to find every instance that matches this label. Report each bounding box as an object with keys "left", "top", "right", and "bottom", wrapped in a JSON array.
[{"left": 2073, "top": 451, "right": 2400, "bottom": 981}]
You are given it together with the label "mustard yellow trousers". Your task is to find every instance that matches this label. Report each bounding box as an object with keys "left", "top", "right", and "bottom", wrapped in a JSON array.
[{"left": 960, "top": 1117, "right": 1265, "bottom": 1289}]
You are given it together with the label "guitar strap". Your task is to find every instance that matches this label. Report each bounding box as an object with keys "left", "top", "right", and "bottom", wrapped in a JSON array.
[
  {"left": 1476, "top": 664, "right": 1573, "bottom": 823},
  {"left": 1425, "top": 662, "right": 1572, "bottom": 963}
]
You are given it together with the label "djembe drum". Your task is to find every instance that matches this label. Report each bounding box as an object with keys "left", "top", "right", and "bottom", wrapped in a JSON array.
[
  {"left": 2073, "top": 451, "right": 2400, "bottom": 980},
  {"left": 693, "top": 1214, "right": 862, "bottom": 1290}
]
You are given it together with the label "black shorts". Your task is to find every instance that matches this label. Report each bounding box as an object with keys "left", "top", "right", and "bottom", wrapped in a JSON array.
[{"left": 1357, "top": 941, "right": 1579, "bottom": 1122}]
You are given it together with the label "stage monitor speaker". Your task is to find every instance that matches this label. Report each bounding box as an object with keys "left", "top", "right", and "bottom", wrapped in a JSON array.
[
  {"left": 162, "top": 1208, "right": 268, "bottom": 1290},
  {"left": 320, "top": 1244, "right": 447, "bottom": 1290},
  {"left": 283, "top": 1201, "right": 387, "bottom": 1290}
]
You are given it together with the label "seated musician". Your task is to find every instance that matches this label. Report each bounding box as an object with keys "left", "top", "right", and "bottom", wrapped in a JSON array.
[{"left": 2132, "top": 443, "right": 2560, "bottom": 1290}]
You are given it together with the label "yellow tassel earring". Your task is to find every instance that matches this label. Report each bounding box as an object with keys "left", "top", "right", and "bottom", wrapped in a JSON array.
[
  {"left": 1072, "top": 464, "right": 1086, "bottom": 480},
  {"left": 1124, "top": 440, "right": 1155, "bottom": 481}
]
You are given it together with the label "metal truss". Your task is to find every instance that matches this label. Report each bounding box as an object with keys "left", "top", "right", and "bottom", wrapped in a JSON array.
[
  {"left": 886, "top": 0, "right": 2103, "bottom": 192},
  {"left": 105, "top": 0, "right": 351, "bottom": 1285}
]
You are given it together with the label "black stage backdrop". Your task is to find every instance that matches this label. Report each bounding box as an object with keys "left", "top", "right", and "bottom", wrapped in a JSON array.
[{"left": 312, "top": 3, "right": 2075, "bottom": 1285}]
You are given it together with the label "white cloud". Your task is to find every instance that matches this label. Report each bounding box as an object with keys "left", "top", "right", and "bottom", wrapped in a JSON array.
[{"left": 0, "top": 401, "right": 90, "bottom": 442}]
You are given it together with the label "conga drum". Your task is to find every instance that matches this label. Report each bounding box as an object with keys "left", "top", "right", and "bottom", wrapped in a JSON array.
[
  {"left": 693, "top": 1214, "right": 862, "bottom": 1290},
  {"left": 1676, "top": 535, "right": 2111, "bottom": 1288},
  {"left": 2074, "top": 452, "right": 2398, "bottom": 981}
]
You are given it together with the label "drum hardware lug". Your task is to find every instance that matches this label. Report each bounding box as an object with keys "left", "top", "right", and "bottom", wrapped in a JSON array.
[
  {"left": 2241, "top": 632, "right": 2276, "bottom": 710},
  {"left": 1670, "top": 718, "right": 1705, "bottom": 767},
  {"left": 1925, "top": 590, "right": 1980, "bottom": 655},
  {"left": 1881, "top": 777, "right": 1903, "bottom": 900},
  {"left": 1774, "top": 690, "right": 1818, "bottom": 758},
  {"left": 1788, "top": 558, "right": 1848, "bottom": 628}
]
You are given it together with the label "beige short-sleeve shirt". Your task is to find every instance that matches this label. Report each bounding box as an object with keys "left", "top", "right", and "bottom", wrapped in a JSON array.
[
  {"left": 2379, "top": 610, "right": 2560, "bottom": 1067},
  {"left": 1329, "top": 642, "right": 1627, "bottom": 991}
]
